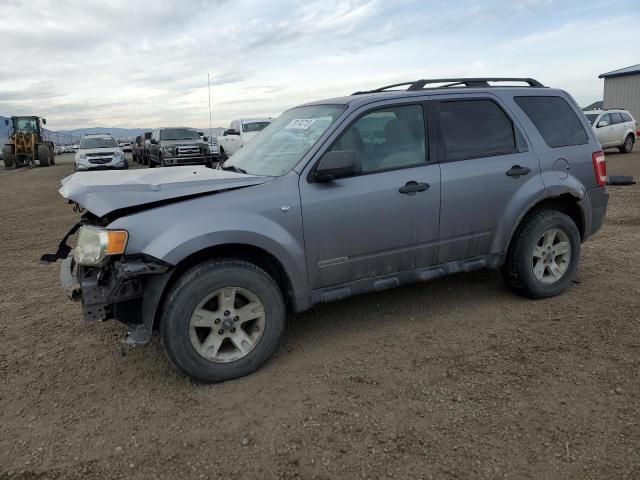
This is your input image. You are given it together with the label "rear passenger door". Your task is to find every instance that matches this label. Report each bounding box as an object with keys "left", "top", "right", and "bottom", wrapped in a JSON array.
[
  {"left": 435, "top": 95, "right": 544, "bottom": 263},
  {"left": 609, "top": 113, "right": 625, "bottom": 145}
]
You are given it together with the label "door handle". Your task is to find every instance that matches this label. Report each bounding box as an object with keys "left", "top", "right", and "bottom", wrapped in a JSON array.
[
  {"left": 506, "top": 165, "right": 531, "bottom": 178},
  {"left": 399, "top": 181, "right": 430, "bottom": 195}
]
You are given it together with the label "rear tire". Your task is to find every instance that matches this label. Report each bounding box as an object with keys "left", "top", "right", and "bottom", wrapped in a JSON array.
[
  {"left": 619, "top": 134, "right": 634, "bottom": 153},
  {"left": 37, "top": 145, "right": 51, "bottom": 166},
  {"left": 501, "top": 209, "right": 580, "bottom": 299},
  {"left": 161, "top": 259, "right": 286, "bottom": 383}
]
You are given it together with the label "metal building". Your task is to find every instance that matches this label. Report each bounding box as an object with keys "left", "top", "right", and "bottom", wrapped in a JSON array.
[{"left": 599, "top": 64, "right": 640, "bottom": 121}]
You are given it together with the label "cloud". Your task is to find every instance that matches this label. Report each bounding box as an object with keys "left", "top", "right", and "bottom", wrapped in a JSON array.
[{"left": 0, "top": 0, "right": 637, "bottom": 129}]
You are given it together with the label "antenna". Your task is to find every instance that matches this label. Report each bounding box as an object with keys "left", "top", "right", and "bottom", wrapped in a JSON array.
[{"left": 207, "top": 73, "right": 213, "bottom": 144}]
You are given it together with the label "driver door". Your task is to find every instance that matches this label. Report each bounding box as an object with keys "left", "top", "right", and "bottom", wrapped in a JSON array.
[{"left": 300, "top": 102, "right": 441, "bottom": 290}]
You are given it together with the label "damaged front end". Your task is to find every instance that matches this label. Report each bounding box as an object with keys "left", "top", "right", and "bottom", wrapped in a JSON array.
[
  {"left": 50, "top": 217, "right": 173, "bottom": 345},
  {"left": 43, "top": 167, "right": 271, "bottom": 345}
]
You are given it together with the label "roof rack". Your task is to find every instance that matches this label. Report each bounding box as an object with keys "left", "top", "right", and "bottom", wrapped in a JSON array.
[{"left": 352, "top": 77, "right": 545, "bottom": 95}]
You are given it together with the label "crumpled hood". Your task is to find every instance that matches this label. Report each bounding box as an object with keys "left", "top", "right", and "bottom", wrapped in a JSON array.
[{"left": 59, "top": 166, "right": 270, "bottom": 217}]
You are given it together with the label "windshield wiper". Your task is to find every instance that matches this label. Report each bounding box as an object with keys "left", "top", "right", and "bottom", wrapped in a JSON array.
[{"left": 221, "top": 163, "right": 248, "bottom": 174}]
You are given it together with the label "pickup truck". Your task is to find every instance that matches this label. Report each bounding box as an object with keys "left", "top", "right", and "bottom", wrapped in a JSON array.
[
  {"left": 148, "top": 127, "right": 214, "bottom": 168},
  {"left": 217, "top": 118, "right": 271, "bottom": 159}
]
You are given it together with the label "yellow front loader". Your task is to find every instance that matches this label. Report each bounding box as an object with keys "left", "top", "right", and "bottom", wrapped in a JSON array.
[{"left": 2, "top": 116, "right": 55, "bottom": 169}]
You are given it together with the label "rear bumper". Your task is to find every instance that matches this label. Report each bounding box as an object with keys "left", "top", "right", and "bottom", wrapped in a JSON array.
[{"left": 580, "top": 187, "right": 609, "bottom": 240}]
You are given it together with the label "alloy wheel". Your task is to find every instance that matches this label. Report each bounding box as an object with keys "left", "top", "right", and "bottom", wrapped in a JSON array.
[
  {"left": 189, "top": 287, "right": 266, "bottom": 363},
  {"left": 531, "top": 228, "right": 571, "bottom": 284}
]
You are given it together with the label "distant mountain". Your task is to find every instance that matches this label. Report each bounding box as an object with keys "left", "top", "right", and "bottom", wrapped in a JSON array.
[{"left": 59, "top": 127, "right": 152, "bottom": 141}]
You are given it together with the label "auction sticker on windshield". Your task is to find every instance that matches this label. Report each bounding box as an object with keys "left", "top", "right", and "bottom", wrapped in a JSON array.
[{"left": 286, "top": 119, "right": 317, "bottom": 130}]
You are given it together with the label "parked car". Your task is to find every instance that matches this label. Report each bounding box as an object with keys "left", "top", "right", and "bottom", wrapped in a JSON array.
[
  {"left": 147, "top": 127, "right": 214, "bottom": 168},
  {"left": 217, "top": 118, "right": 271, "bottom": 159},
  {"left": 48, "top": 77, "right": 608, "bottom": 383},
  {"left": 584, "top": 109, "right": 638, "bottom": 153},
  {"left": 74, "top": 133, "right": 128, "bottom": 171},
  {"left": 119, "top": 142, "right": 133, "bottom": 153}
]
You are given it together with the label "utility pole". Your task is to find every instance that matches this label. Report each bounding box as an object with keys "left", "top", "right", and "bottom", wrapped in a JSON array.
[{"left": 208, "top": 73, "right": 213, "bottom": 143}]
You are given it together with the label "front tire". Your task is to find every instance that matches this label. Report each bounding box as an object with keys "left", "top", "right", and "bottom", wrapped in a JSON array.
[
  {"left": 501, "top": 210, "right": 580, "bottom": 299},
  {"left": 2, "top": 147, "right": 14, "bottom": 169},
  {"left": 161, "top": 259, "right": 286, "bottom": 383},
  {"left": 619, "top": 134, "right": 634, "bottom": 154},
  {"left": 37, "top": 145, "right": 51, "bottom": 166}
]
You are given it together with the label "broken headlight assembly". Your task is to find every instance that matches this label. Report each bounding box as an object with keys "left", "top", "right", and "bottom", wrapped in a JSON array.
[{"left": 73, "top": 226, "right": 128, "bottom": 266}]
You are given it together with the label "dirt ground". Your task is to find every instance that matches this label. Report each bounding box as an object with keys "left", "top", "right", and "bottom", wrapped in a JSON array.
[{"left": 0, "top": 151, "right": 639, "bottom": 480}]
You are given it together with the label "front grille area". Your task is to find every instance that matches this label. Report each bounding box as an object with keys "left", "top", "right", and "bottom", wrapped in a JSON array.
[
  {"left": 86, "top": 151, "right": 114, "bottom": 157},
  {"left": 176, "top": 146, "right": 201, "bottom": 156},
  {"left": 89, "top": 158, "right": 113, "bottom": 164}
]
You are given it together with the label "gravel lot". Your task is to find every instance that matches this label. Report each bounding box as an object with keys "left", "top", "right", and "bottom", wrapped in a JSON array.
[{"left": 1, "top": 151, "right": 639, "bottom": 479}]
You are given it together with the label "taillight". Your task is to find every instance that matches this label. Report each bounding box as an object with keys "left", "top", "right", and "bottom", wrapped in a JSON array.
[{"left": 592, "top": 151, "right": 607, "bottom": 187}]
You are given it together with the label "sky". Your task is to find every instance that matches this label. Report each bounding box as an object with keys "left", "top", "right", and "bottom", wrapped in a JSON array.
[{"left": 0, "top": 0, "right": 638, "bottom": 130}]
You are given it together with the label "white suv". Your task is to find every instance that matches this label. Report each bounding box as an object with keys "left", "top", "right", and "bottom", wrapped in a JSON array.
[
  {"left": 75, "top": 134, "right": 128, "bottom": 171},
  {"left": 584, "top": 109, "right": 638, "bottom": 153}
]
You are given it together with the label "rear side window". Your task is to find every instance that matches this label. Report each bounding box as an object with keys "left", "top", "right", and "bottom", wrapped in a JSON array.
[
  {"left": 515, "top": 96, "right": 588, "bottom": 148},
  {"left": 621, "top": 112, "right": 633, "bottom": 123},
  {"left": 609, "top": 112, "right": 623, "bottom": 125},
  {"left": 438, "top": 99, "right": 517, "bottom": 161}
]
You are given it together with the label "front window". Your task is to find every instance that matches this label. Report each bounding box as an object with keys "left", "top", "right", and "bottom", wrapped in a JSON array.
[
  {"left": 225, "top": 105, "right": 346, "bottom": 176},
  {"left": 585, "top": 114, "right": 599, "bottom": 126},
  {"left": 242, "top": 122, "right": 271, "bottom": 133},
  {"left": 160, "top": 129, "right": 200, "bottom": 141},
  {"left": 329, "top": 104, "right": 427, "bottom": 173},
  {"left": 16, "top": 118, "right": 38, "bottom": 132},
  {"left": 80, "top": 137, "right": 118, "bottom": 149}
]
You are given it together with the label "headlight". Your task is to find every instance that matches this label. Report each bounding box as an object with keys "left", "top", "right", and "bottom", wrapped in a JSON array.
[
  {"left": 113, "top": 150, "right": 125, "bottom": 159},
  {"left": 162, "top": 146, "right": 174, "bottom": 155},
  {"left": 79, "top": 153, "right": 88, "bottom": 160},
  {"left": 73, "top": 226, "right": 128, "bottom": 266}
]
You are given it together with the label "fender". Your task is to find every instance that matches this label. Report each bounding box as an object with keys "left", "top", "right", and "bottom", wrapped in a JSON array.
[{"left": 500, "top": 174, "right": 587, "bottom": 256}]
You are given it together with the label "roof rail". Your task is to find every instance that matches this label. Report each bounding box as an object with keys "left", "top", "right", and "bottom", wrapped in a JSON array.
[{"left": 352, "top": 77, "right": 545, "bottom": 95}]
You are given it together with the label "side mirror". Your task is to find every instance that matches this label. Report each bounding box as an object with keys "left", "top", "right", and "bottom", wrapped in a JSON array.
[
  {"left": 42, "top": 118, "right": 47, "bottom": 125},
  {"left": 150, "top": 139, "right": 157, "bottom": 145},
  {"left": 314, "top": 150, "right": 360, "bottom": 182},
  {"left": 597, "top": 120, "right": 609, "bottom": 128},
  {"left": 203, "top": 136, "right": 208, "bottom": 142}
]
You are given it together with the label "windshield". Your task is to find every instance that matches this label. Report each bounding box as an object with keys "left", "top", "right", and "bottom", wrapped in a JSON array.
[
  {"left": 242, "top": 122, "right": 271, "bottom": 133},
  {"left": 585, "top": 114, "right": 599, "bottom": 125},
  {"left": 16, "top": 118, "right": 38, "bottom": 132},
  {"left": 160, "top": 129, "right": 200, "bottom": 141},
  {"left": 226, "top": 105, "right": 345, "bottom": 176},
  {"left": 80, "top": 137, "right": 118, "bottom": 149}
]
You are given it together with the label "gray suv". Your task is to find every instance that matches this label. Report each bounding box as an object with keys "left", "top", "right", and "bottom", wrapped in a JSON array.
[{"left": 45, "top": 77, "right": 608, "bottom": 382}]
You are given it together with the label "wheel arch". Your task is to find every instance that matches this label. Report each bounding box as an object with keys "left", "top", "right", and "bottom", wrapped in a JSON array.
[
  {"left": 504, "top": 192, "right": 586, "bottom": 258},
  {"left": 149, "top": 242, "right": 299, "bottom": 332}
]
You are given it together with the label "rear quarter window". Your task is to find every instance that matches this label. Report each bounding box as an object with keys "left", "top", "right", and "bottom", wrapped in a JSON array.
[
  {"left": 515, "top": 96, "right": 588, "bottom": 148},
  {"left": 621, "top": 112, "right": 634, "bottom": 123}
]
